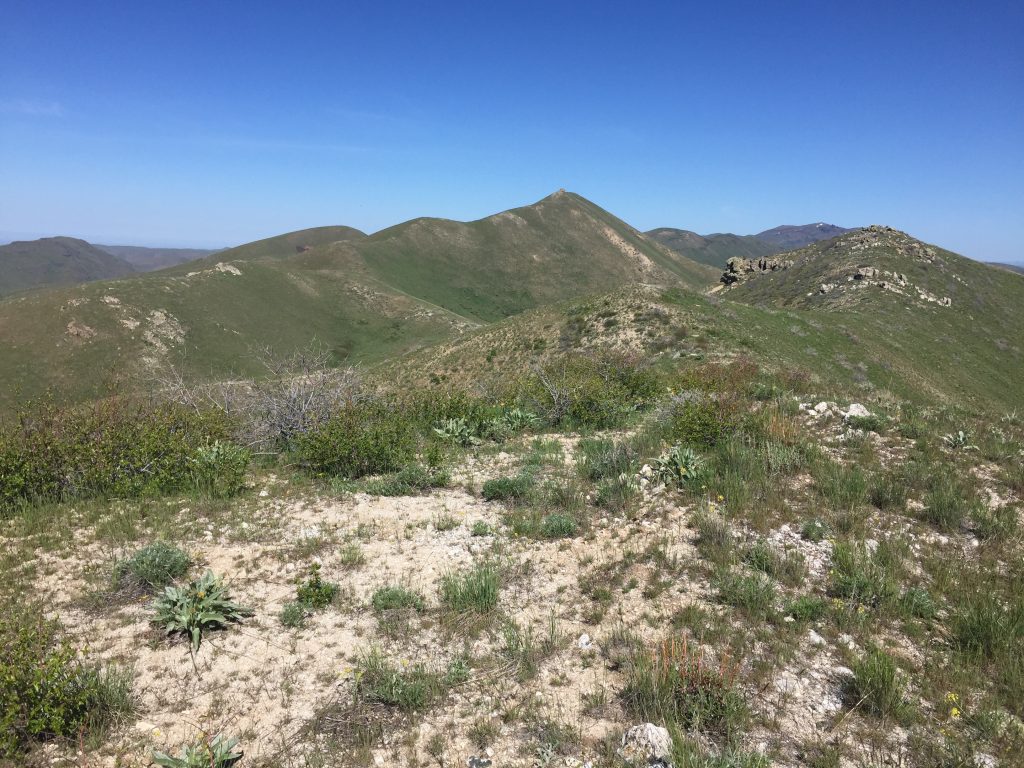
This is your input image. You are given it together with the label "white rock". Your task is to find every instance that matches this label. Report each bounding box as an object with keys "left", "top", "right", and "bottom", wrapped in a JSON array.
[
  {"left": 619, "top": 723, "right": 672, "bottom": 766},
  {"left": 844, "top": 403, "right": 871, "bottom": 420},
  {"left": 807, "top": 630, "right": 827, "bottom": 647},
  {"left": 577, "top": 633, "right": 592, "bottom": 650}
]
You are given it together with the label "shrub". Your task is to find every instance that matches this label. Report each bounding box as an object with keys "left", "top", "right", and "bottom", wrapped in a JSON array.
[
  {"left": 151, "top": 571, "right": 253, "bottom": 654},
  {"left": 622, "top": 637, "right": 746, "bottom": 737},
  {"left": 576, "top": 439, "right": 638, "bottom": 482},
  {"left": 153, "top": 734, "right": 243, "bottom": 768},
  {"left": 869, "top": 469, "right": 908, "bottom": 511},
  {"left": 714, "top": 571, "right": 776, "bottom": 617},
  {"left": 114, "top": 542, "right": 190, "bottom": 591},
  {"left": 694, "top": 513, "right": 734, "bottom": 565},
  {"left": 950, "top": 590, "right": 1024, "bottom": 661},
  {"left": 371, "top": 586, "right": 426, "bottom": 613},
  {"left": 0, "top": 605, "right": 134, "bottom": 757},
  {"left": 847, "top": 414, "right": 887, "bottom": 433},
  {"left": 541, "top": 513, "right": 578, "bottom": 539},
  {"left": 846, "top": 648, "right": 911, "bottom": 721},
  {"left": 800, "top": 519, "right": 829, "bottom": 543},
  {"left": 828, "top": 542, "right": 900, "bottom": 608},
  {"left": 440, "top": 564, "right": 500, "bottom": 614},
  {"left": 295, "top": 563, "right": 339, "bottom": 610},
  {"left": 363, "top": 464, "right": 449, "bottom": 496},
  {"left": 470, "top": 521, "right": 492, "bottom": 536},
  {"left": 189, "top": 441, "right": 250, "bottom": 498},
  {"left": 482, "top": 474, "right": 533, "bottom": 502},
  {"left": 970, "top": 504, "right": 1019, "bottom": 540},
  {"left": 292, "top": 401, "right": 417, "bottom": 479},
  {"left": 743, "top": 541, "right": 806, "bottom": 586},
  {"left": 660, "top": 395, "right": 737, "bottom": 449},
  {"left": 0, "top": 399, "right": 232, "bottom": 512},
  {"left": 355, "top": 649, "right": 464, "bottom": 712},
  {"left": 594, "top": 473, "right": 640, "bottom": 513},
  {"left": 529, "top": 353, "right": 663, "bottom": 429},
  {"left": 813, "top": 461, "right": 868, "bottom": 512},
  {"left": 923, "top": 477, "right": 978, "bottom": 532},
  {"left": 786, "top": 595, "right": 828, "bottom": 623},
  {"left": 279, "top": 601, "right": 307, "bottom": 628}
]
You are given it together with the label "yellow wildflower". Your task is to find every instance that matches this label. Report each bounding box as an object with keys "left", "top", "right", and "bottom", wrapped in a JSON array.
[
  {"left": 950, "top": 707, "right": 961, "bottom": 719},
  {"left": 944, "top": 691, "right": 959, "bottom": 704}
]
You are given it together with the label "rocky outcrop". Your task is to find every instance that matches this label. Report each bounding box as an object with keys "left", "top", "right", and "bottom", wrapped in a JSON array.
[{"left": 721, "top": 256, "right": 793, "bottom": 285}]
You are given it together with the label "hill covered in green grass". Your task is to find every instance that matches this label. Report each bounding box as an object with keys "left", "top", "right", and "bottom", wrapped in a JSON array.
[
  {"left": 647, "top": 222, "right": 849, "bottom": 268},
  {"left": 95, "top": 244, "right": 219, "bottom": 271},
  {"left": 0, "top": 237, "right": 137, "bottom": 296},
  {"left": 0, "top": 191, "right": 716, "bottom": 408}
]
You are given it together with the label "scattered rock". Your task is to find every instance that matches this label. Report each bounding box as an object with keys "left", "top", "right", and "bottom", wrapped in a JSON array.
[
  {"left": 721, "top": 256, "right": 794, "bottom": 285},
  {"left": 619, "top": 723, "right": 673, "bottom": 767},
  {"left": 843, "top": 403, "right": 871, "bottom": 420}
]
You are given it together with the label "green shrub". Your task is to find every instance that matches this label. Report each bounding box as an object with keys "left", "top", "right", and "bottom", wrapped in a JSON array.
[
  {"left": 714, "top": 571, "right": 776, "bottom": 617},
  {"left": 813, "top": 461, "right": 868, "bottom": 512},
  {"left": 355, "top": 649, "right": 463, "bottom": 712},
  {"left": 786, "top": 595, "right": 828, "bottom": 623},
  {"left": 151, "top": 571, "right": 253, "bottom": 653},
  {"left": 970, "top": 504, "right": 1019, "bottom": 540},
  {"left": 292, "top": 401, "right": 417, "bottom": 479},
  {"left": 482, "top": 474, "right": 533, "bottom": 502},
  {"left": 0, "top": 605, "right": 134, "bottom": 757},
  {"left": 622, "top": 638, "right": 746, "bottom": 737},
  {"left": 371, "top": 586, "right": 426, "bottom": 613},
  {"left": 576, "top": 439, "right": 638, "bottom": 482},
  {"left": 153, "top": 734, "right": 242, "bottom": 768},
  {"left": 800, "top": 519, "right": 829, "bottom": 543},
  {"left": 923, "top": 477, "right": 978, "bottom": 532},
  {"left": 295, "top": 563, "right": 339, "bottom": 610},
  {"left": 0, "top": 399, "right": 232, "bottom": 512},
  {"left": 660, "top": 396, "right": 737, "bottom": 449},
  {"left": 694, "top": 513, "right": 734, "bottom": 565},
  {"left": 847, "top": 414, "right": 887, "bottom": 433},
  {"left": 189, "top": 440, "right": 250, "bottom": 498},
  {"left": 828, "top": 542, "right": 900, "bottom": 609},
  {"left": 541, "top": 513, "right": 578, "bottom": 539},
  {"left": 743, "top": 541, "right": 806, "bottom": 586},
  {"left": 363, "top": 464, "right": 449, "bottom": 496},
  {"left": 869, "top": 469, "right": 908, "bottom": 511},
  {"left": 594, "top": 473, "right": 639, "bottom": 513},
  {"left": 528, "top": 354, "right": 663, "bottom": 429},
  {"left": 846, "top": 648, "right": 911, "bottom": 721},
  {"left": 950, "top": 590, "right": 1024, "bottom": 661},
  {"left": 440, "top": 564, "right": 500, "bottom": 614},
  {"left": 279, "top": 601, "right": 307, "bottom": 628},
  {"left": 114, "top": 542, "right": 190, "bottom": 591},
  {"left": 470, "top": 521, "right": 492, "bottom": 536}
]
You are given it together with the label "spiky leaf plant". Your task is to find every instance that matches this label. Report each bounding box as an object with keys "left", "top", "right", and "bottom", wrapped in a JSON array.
[
  {"left": 151, "top": 571, "right": 253, "bottom": 654},
  {"left": 153, "top": 733, "right": 243, "bottom": 768}
]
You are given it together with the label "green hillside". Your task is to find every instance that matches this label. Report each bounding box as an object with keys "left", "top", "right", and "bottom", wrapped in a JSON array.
[
  {"left": 0, "top": 237, "right": 136, "bottom": 296},
  {"left": 0, "top": 192, "right": 716, "bottom": 408},
  {"left": 716, "top": 225, "right": 1024, "bottom": 410},
  {"left": 646, "top": 227, "right": 778, "bottom": 267},
  {"left": 95, "top": 244, "right": 219, "bottom": 271}
]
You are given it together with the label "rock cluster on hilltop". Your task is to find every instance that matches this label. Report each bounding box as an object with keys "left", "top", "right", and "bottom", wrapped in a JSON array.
[{"left": 720, "top": 255, "right": 794, "bottom": 285}]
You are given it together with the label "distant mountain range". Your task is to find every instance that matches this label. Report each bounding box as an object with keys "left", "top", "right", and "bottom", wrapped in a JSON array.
[
  {"left": 0, "top": 237, "right": 217, "bottom": 297},
  {"left": 645, "top": 222, "right": 850, "bottom": 268},
  {"left": 0, "top": 191, "right": 717, "bottom": 405},
  {"left": 95, "top": 244, "right": 219, "bottom": 272}
]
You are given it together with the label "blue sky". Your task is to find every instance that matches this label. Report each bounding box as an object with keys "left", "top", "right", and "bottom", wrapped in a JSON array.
[{"left": 1, "top": 1, "right": 1022, "bottom": 263}]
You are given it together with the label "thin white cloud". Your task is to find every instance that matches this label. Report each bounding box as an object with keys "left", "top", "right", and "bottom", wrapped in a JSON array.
[{"left": 0, "top": 99, "right": 64, "bottom": 117}]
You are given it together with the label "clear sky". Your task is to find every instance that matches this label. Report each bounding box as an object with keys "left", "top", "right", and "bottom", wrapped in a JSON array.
[{"left": 1, "top": 1, "right": 1022, "bottom": 263}]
